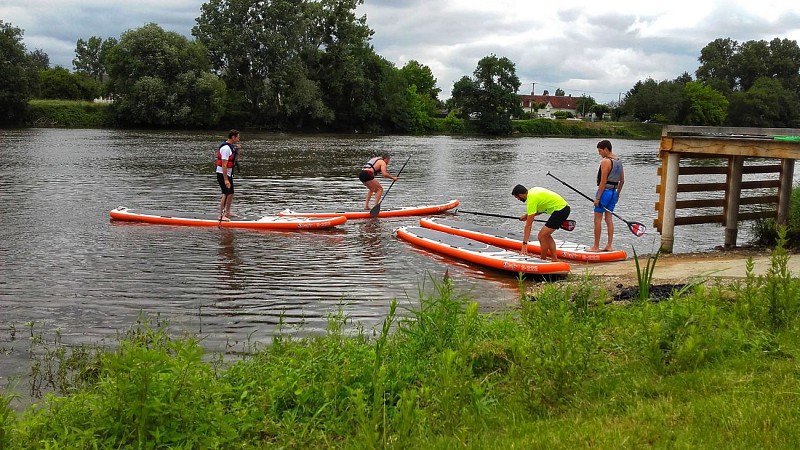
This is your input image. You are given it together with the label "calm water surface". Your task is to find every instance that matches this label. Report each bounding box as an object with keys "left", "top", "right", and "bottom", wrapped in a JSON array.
[{"left": 1, "top": 128, "right": 793, "bottom": 384}]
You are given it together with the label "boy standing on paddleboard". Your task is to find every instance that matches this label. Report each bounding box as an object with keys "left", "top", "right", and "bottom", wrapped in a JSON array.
[
  {"left": 216, "top": 130, "right": 241, "bottom": 221},
  {"left": 512, "top": 184, "right": 570, "bottom": 262}
]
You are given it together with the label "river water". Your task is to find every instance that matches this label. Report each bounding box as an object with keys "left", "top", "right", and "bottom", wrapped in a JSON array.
[{"left": 1, "top": 128, "right": 793, "bottom": 385}]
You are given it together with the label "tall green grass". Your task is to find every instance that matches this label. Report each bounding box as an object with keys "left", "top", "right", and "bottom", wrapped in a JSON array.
[{"left": 2, "top": 246, "right": 800, "bottom": 448}]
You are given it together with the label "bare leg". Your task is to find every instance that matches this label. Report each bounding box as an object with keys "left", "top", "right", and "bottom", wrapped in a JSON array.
[
  {"left": 364, "top": 191, "right": 373, "bottom": 209},
  {"left": 218, "top": 194, "right": 230, "bottom": 221},
  {"left": 538, "top": 226, "right": 559, "bottom": 261},
  {"left": 363, "top": 179, "right": 382, "bottom": 209},
  {"left": 604, "top": 212, "right": 614, "bottom": 251},
  {"left": 223, "top": 194, "right": 234, "bottom": 218},
  {"left": 589, "top": 211, "right": 603, "bottom": 251},
  {"left": 373, "top": 186, "right": 383, "bottom": 207}
]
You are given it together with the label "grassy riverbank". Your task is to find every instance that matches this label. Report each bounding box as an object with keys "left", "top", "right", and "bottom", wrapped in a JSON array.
[
  {"left": 24, "top": 99, "right": 661, "bottom": 138},
  {"left": 1, "top": 240, "right": 799, "bottom": 448}
]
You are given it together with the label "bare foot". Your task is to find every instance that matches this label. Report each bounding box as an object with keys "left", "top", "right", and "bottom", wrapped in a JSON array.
[
  {"left": 603, "top": 246, "right": 614, "bottom": 252},
  {"left": 587, "top": 247, "right": 601, "bottom": 252},
  {"left": 219, "top": 216, "right": 231, "bottom": 222}
]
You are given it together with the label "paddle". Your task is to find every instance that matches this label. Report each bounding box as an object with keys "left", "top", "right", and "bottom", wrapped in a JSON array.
[
  {"left": 546, "top": 171, "right": 646, "bottom": 237},
  {"left": 370, "top": 154, "right": 412, "bottom": 217},
  {"left": 458, "top": 209, "right": 576, "bottom": 231}
]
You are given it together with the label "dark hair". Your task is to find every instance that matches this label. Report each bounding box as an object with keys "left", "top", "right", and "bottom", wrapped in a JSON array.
[
  {"left": 511, "top": 184, "right": 527, "bottom": 196},
  {"left": 228, "top": 129, "right": 240, "bottom": 139},
  {"left": 381, "top": 153, "right": 391, "bottom": 160},
  {"left": 597, "top": 139, "right": 612, "bottom": 151}
]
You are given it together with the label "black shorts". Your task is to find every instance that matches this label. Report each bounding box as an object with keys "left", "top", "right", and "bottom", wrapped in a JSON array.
[
  {"left": 359, "top": 170, "right": 375, "bottom": 183},
  {"left": 217, "top": 172, "right": 234, "bottom": 195},
  {"left": 544, "top": 206, "right": 570, "bottom": 230}
]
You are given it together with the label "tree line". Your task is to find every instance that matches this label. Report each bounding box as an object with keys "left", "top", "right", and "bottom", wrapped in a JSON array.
[{"left": 2, "top": 3, "right": 800, "bottom": 133}]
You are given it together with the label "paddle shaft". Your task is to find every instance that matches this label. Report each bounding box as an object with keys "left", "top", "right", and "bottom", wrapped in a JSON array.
[
  {"left": 545, "top": 171, "right": 646, "bottom": 236},
  {"left": 370, "top": 154, "right": 412, "bottom": 216},
  {"left": 458, "top": 209, "right": 575, "bottom": 231}
]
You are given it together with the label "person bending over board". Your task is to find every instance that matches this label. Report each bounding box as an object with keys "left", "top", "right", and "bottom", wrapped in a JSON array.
[
  {"left": 512, "top": 184, "right": 571, "bottom": 261},
  {"left": 358, "top": 153, "right": 398, "bottom": 210},
  {"left": 216, "top": 129, "right": 241, "bottom": 221}
]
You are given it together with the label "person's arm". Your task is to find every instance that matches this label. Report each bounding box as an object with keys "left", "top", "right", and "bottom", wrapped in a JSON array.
[
  {"left": 595, "top": 159, "right": 611, "bottom": 206},
  {"left": 520, "top": 214, "right": 536, "bottom": 255},
  {"left": 616, "top": 163, "right": 624, "bottom": 196},
  {"left": 379, "top": 161, "right": 398, "bottom": 181}
]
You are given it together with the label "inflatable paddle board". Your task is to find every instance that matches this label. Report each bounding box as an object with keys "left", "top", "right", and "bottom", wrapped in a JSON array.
[
  {"left": 419, "top": 217, "right": 627, "bottom": 262},
  {"left": 279, "top": 199, "right": 459, "bottom": 219},
  {"left": 395, "top": 226, "right": 571, "bottom": 275},
  {"left": 110, "top": 207, "right": 347, "bottom": 230}
]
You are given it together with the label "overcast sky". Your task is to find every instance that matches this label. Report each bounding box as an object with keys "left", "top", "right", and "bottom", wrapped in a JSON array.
[{"left": 3, "top": 0, "right": 800, "bottom": 103}]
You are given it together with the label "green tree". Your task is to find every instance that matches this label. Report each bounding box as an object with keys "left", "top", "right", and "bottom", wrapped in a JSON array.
[
  {"left": 592, "top": 104, "right": 610, "bottom": 120},
  {"left": 74, "top": 36, "right": 118, "bottom": 82},
  {"left": 398, "top": 60, "right": 440, "bottom": 132},
  {"left": 28, "top": 49, "right": 50, "bottom": 70},
  {"left": 195, "top": 0, "right": 333, "bottom": 128},
  {"left": 622, "top": 75, "right": 688, "bottom": 123},
  {"left": 732, "top": 40, "right": 770, "bottom": 91},
  {"left": 105, "top": 23, "right": 225, "bottom": 127},
  {"left": 0, "top": 21, "right": 33, "bottom": 124},
  {"left": 680, "top": 81, "right": 728, "bottom": 125},
  {"left": 37, "top": 67, "right": 101, "bottom": 100},
  {"left": 451, "top": 54, "right": 521, "bottom": 135},
  {"left": 575, "top": 94, "right": 596, "bottom": 118},
  {"left": 696, "top": 37, "right": 739, "bottom": 94},
  {"left": 399, "top": 60, "right": 440, "bottom": 101},
  {"left": 555, "top": 88, "right": 565, "bottom": 96},
  {"left": 727, "top": 77, "right": 799, "bottom": 127}
]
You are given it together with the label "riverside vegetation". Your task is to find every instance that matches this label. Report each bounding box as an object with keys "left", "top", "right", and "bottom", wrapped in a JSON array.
[
  {"left": 1, "top": 230, "right": 799, "bottom": 449},
  {"left": 23, "top": 99, "right": 662, "bottom": 139}
]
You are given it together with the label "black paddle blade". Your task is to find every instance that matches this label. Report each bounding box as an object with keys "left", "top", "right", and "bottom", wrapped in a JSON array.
[
  {"left": 369, "top": 203, "right": 381, "bottom": 217},
  {"left": 629, "top": 221, "right": 647, "bottom": 237},
  {"left": 562, "top": 220, "right": 576, "bottom": 231}
]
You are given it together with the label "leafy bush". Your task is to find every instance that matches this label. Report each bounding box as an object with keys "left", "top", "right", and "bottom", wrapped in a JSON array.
[{"left": 26, "top": 99, "right": 113, "bottom": 128}]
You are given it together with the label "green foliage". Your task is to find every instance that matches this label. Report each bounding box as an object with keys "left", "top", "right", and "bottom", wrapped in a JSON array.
[
  {"left": 0, "top": 391, "right": 18, "bottom": 448},
  {"left": 73, "top": 36, "right": 117, "bottom": 82},
  {"left": 26, "top": 100, "right": 112, "bottom": 127},
  {"left": 36, "top": 67, "right": 101, "bottom": 101},
  {"left": 632, "top": 246, "right": 660, "bottom": 301},
  {"left": 727, "top": 77, "right": 800, "bottom": 127},
  {"left": 5, "top": 256, "right": 800, "bottom": 447},
  {"left": 106, "top": 23, "right": 225, "bottom": 128},
  {"left": 12, "top": 316, "right": 238, "bottom": 448},
  {"left": 622, "top": 76, "right": 688, "bottom": 123},
  {"left": 449, "top": 54, "right": 522, "bottom": 135},
  {"left": 681, "top": 81, "right": 728, "bottom": 125},
  {"left": 696, "top": 37, "right": 800, "bottom": 127},
  {"left": 750, "top": 185, "right": 800, "bottom": 247},
  {"left": 0, "top": 21, "right": 34, "bottom": 124}
]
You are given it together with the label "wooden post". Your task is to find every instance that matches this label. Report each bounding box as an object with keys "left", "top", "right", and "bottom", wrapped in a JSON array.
[
  {"left": 778, "top": 158, "right": 795, "bottom": 225},
  {"left": 660, "top": 152, "right": 680, "bottom": 253},
  {"left": 724, "top": 156, "right": 744, "bottom": 247}
]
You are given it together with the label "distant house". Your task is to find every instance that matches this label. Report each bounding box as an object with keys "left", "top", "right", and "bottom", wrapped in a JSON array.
[{"left": 518, "top": 93, "right": 578, "bottom": 119}]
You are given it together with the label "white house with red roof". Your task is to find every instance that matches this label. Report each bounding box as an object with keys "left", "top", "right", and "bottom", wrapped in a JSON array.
[{"left": 518, "top": 93, "right": 578, "bottom": 118}]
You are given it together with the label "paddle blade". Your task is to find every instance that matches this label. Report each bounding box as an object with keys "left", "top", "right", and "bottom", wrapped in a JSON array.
[
  {"left": 629, "top": 221, "right": 647, "bottom": 237},
  {"left": 562, "top": 220, "right": 576, "bottom": 231},
  {"left": 369, "top": 203, "right": 381, "bottom": 217}
]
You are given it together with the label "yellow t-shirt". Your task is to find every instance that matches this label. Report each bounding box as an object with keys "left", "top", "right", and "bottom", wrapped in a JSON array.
[{"left": 526, "top": 187, "right": 568, "bottom": 215}]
